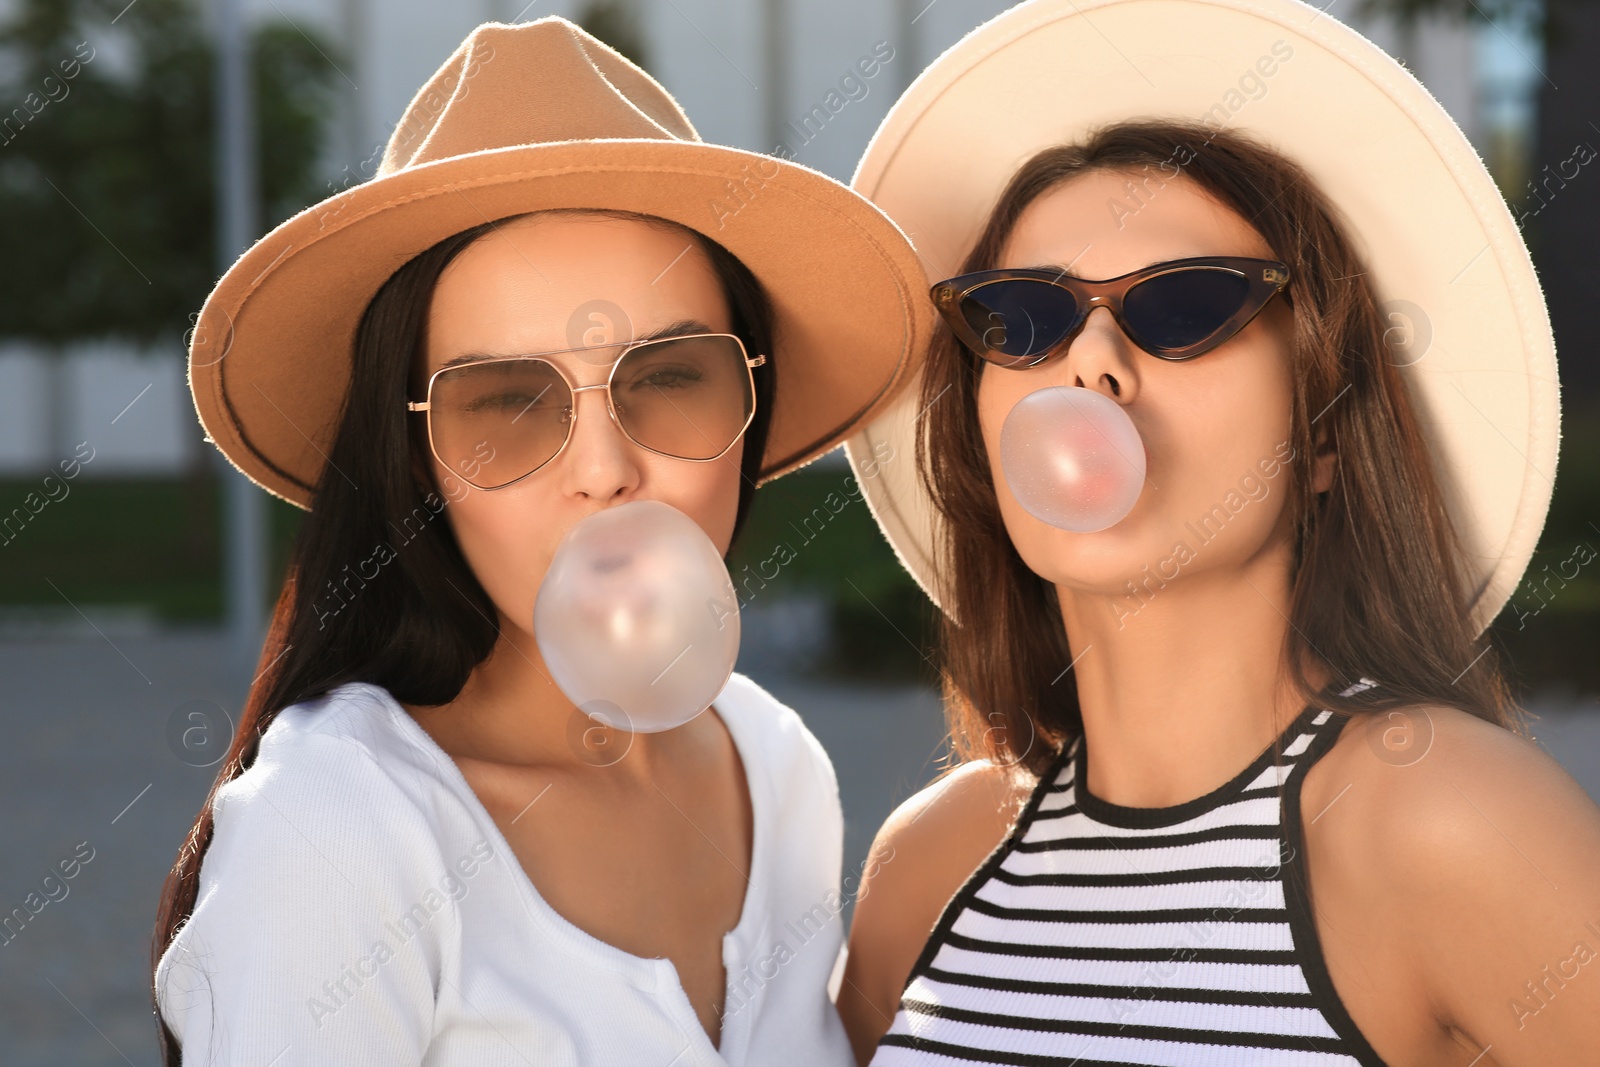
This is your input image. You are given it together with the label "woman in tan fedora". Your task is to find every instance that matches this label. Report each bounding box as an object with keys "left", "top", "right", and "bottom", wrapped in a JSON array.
[
  {"left": 150, "top": 17, "right": 930, "bottom": 1066},
  {"left": 836, "top": 1, "right": 1600, "bottom": 1065}
]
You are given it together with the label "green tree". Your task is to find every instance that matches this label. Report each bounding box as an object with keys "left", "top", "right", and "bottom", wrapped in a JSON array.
[
  {"left": 0, "top": 0, "right": 339, "bottom": 594},
  {"left": 576, "top": 0, "right": 649, "bottom": 69},
  {"left": 1354, "top": 0, "right": 1588, "bottom": 44},
  {"left": 0, "top": 0, "right": 340, "bottom": 347}
]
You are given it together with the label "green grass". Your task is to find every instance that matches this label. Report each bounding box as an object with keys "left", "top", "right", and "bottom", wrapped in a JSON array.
[
  {"left": 727, "top": 463, "right": 939, "bottom": 683},
  {"left": 0, "top": 473, "right": 303, "bottom": 622},
  {"left": 0, "top": 462, "right": 938, "bottom": 678},
  {"left": 1489, "top": 393, "right": 1600, "bottom": 696}
]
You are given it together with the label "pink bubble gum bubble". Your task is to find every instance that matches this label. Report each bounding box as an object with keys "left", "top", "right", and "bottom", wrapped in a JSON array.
[
  {"left": 534, "top": 499, "right": 740, "bottom": 733},
  {"left": 999, "top": 386, "right": 1146, "bottom": 532}
]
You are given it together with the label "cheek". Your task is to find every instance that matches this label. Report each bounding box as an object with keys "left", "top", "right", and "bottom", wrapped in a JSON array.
[
  {"left": 1145, "top": 352, "right": 1296, "bottom": 548},
  {"left": 975, "top": 371, "right": 1060, "bottom": 565},
  {"left": 441, "top": 486, "right": 554, "bottom": 631},
  {"left": 436, "top": 449, "right": 748, "bottom": 636},
  {"left": 974, "top": 369, "right": 1011, "bottom": 478},
  {"left": 647, "top": 452, "right": 745, "bottom": 555}
]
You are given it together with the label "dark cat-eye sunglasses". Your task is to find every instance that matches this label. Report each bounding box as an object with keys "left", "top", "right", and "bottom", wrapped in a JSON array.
[{"left": 932, "top": 255, "right": 1292, "bottom": 367}]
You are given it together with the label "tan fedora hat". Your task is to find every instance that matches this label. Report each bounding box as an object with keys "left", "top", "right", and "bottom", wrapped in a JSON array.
[
  {"left": 189, "top": 16, "right": 934, "bottom": 510},
  {"left": 842, "top": 0, "right": 1560, "bottom": 637}
]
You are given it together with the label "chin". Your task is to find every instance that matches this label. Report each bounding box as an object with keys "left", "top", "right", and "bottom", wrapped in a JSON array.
[
  {"left": 1016, "top": 538, "right": 1130, "bottom": 588},
  {"left": 1005, "top": 502, "right": 1139, "bottom": 556}
]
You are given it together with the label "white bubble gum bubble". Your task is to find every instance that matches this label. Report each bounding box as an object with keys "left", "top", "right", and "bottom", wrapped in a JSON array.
[
  {"left": 534, "top": 499, "right": 740, "bottom": 733},
  {"left": 999, "top": 386, "right": 1146, "bottom": 532}
]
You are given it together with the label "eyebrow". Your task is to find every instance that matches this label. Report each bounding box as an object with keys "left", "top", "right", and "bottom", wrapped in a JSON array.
[
  {"left": 1029, "top": 256, "right": 1210, "bottom": 280},
  {"left": 435, "top": 318, "right": 717, "bottom": 370}
]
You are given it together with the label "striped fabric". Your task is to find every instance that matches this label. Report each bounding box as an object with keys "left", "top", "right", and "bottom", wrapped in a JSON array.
[{"left": 872, "top": 680, "right": 1388, "bottom": 1066}]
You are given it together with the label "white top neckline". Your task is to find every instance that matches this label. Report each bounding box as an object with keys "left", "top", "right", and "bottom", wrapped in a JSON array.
[
  {"left": 155, "top": 670, "right": 853, "bottom": 1066},
  {"left": 365, "top": 681, "right": 768, "bottom": 1054}
]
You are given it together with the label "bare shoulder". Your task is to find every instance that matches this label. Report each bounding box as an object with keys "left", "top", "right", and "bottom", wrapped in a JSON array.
[
  {"left": 1306, "top": 702, "right": 1600, "bottom": 1064},
  {"left": 1310, "top": 701, "right": 1600, "bottom": 852},
  {"left": 836, "top": 755, "right": 1048, "bottom": 1064},
  {"left": 878, "top": 755, "right": 1041, "bottom": 861}
]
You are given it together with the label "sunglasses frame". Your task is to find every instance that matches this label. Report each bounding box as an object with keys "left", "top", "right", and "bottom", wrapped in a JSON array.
[
  {"left": 932, "top": 255, "right": 1293, "bottom": 368},
  {"left": 407, "top": 331, "right": 767, "bottom": 491}
]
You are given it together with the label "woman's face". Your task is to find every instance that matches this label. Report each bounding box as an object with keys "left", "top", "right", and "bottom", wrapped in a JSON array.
[
  {"left": 421, "top": 213, "right": 746, "bottom": 643},
  {"left": 976, "top": 170, "right": 1310, "bottom": 609}
]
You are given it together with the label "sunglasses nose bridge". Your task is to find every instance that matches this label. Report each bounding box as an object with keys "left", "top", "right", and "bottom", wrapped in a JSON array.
[
  {"left": 566, "top": 381, "right": 624, "bottom": 433},
  {"left": 1012, "top": 289, "right": 1112, "bottom": 369},
  {"left": 1045, "top": 291, "right": 1141, "bottom": 379},
  {"left": 1076, "top": 293, "right": 1124, "bottom": 337},
  {"left": 549, "top": 378, "right": 641, "bottom": 484}
]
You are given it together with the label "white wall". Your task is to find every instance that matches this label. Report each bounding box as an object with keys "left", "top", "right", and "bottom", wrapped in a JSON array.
[
  {"left": 0, "top": 345, "right": 194, "bottom": 475},
  {"left": 66, "top": 344, "right": 197, "bottom": 475},
  {"left": 1346, "top": 8, "right": 1482, "bottom": 146},
  {"left": 0, "top": 348, "right": 52, "bottom": 473}
]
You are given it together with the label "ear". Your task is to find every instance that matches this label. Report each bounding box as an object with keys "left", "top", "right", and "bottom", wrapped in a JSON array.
[{"left": 1311, "top": 423, "right": 1336, "bottom": 494}]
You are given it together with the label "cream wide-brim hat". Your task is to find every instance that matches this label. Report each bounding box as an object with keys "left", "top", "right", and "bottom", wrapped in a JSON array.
[
  {"left": 189, "top": 16, "right": 934, "bottom": 509},
  {"left": 842, "top": 0, "right": 1559, "bottom": 637}
]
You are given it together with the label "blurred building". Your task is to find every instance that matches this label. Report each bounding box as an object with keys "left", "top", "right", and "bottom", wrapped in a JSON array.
[{"left": 0, "top": 0, "right": 1548, "bottom": 474}]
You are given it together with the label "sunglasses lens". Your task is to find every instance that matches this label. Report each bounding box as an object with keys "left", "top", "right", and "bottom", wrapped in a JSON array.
[
  {"left": 613, "top": 334, "right": 754, "bottom": 460},
  {"left": 958, "top": 280, "right": 1080, "bottom": 362},
  {"left": 1123, "top": 268, "right": 1252, "bottom": 353},
  {"left": 429, "top": 360, "right": 573, "bottom": 488}
]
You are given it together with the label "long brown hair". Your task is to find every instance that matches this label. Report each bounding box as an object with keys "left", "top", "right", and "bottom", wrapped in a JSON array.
[
  {"left": 150, "top": 209, "right": 775, "bottom": 1062},
  {"left": 919, "top": 119, "right": 1523, "bottom": 777}
]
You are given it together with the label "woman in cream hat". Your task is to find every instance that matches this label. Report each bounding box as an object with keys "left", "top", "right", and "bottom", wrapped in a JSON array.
[
  {"left": 837, "top": 0, "right": 1600, "bottom": 1064},
  {"left": 150, "top": 16, "right": 930, "bottom": 1066}
]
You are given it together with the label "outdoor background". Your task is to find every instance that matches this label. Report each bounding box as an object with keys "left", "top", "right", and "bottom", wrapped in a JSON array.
[{"left": 0, "top": 0, "right": 1596, "bottom": 1062}]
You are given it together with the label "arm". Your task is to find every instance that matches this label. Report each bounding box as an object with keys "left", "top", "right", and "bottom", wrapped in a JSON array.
[
  {"left": 155, "top": 729, "right": 451, "bottom": 1066},
  {"left": 836, "top": 758, "right": 1037, "bottom": 1066}
]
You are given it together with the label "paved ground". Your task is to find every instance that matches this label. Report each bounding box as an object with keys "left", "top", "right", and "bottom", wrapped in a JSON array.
[{"left": 0, "top": 630, "right": 1596, "bottom": 1065}]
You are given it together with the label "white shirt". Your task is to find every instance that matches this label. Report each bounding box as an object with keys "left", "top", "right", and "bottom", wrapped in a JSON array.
[{"left": 155, "top": 672, "right": 855, "bottom": 1067}]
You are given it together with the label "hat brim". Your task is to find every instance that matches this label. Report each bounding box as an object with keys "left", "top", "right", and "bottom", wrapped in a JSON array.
[
  {"left": 190, "top": 138, "right": 935, "bottom": 509},
  {"left": 843, "top": 0, "right": 1559, "bottom": 637}
]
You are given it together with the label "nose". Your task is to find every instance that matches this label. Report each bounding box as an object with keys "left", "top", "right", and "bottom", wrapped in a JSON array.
[
  {"left": 1054, "top": 304, "right": 1138, "bottom": 401},
  {"left": 556, "top": 383, "right": 641, "bottom": 502}
]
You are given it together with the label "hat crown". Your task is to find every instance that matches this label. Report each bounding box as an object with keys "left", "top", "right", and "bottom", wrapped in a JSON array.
[{"left": 377, "top": 16, "right": 699, "bottom": 176}]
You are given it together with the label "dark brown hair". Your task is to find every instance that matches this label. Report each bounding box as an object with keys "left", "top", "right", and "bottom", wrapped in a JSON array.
[
  {"left": 919, "top": 119, "right": 1523, "bottom": 777},
  {"left": 150, "top": 209, "right": 775, "bottom": 1062}
]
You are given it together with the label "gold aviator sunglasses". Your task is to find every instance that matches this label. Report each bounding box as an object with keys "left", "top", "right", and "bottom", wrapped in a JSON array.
[{"left": 407, "top": 332, "right": 767, "bottom": 490}]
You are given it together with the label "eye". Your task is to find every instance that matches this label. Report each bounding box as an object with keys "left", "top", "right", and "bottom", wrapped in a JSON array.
[
  {"left": 463, "top": 383, "right": 563, "bottom": 415},
  {"left": 625, "top": 362, "right": 704, "bottom": 390}
]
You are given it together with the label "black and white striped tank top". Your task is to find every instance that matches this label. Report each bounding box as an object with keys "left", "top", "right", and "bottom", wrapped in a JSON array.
[{"left": 872, "top": 680, "right": 1389, "bottom": 1066}]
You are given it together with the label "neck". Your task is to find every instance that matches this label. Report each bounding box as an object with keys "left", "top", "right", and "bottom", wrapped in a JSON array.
[
  {"left": 1055, "top": 537, "right": 1329, "bottom": 809},
  {"left": 404, "top": 619, "right": 682, "bottom": 778}
]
